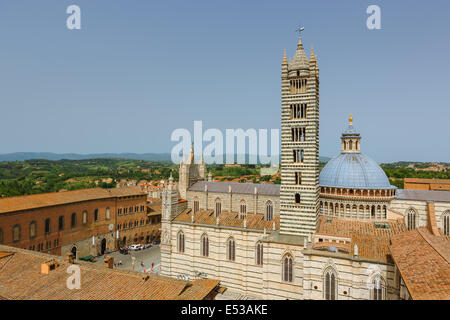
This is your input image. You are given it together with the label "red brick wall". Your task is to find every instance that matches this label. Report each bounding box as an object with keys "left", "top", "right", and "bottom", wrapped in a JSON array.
[{"left": 0, "top": 193, "right": 149, "bottom": 256}]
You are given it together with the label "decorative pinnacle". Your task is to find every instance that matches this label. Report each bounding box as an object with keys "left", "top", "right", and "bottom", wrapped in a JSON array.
[
  {"left": 310, "top": 46, "right": 316, "bottom": 60},
  {"left": 349, "top": 114, "right": 353, "bottom": 124},
  {"left": 282, "top": 49, "right": 287, "bottom": 65}
]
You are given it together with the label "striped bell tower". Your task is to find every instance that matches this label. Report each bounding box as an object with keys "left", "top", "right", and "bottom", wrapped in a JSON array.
[{"left": 280, "top": 33, "right": 320, "bottom": 237}]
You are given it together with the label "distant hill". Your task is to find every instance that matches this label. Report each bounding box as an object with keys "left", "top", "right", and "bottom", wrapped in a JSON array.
[
  {"left": 0, "top": 152, "right": 173, "bottom": 162},
  {"left": 0, "top": 152, "right": 332, "bottom": 164}
]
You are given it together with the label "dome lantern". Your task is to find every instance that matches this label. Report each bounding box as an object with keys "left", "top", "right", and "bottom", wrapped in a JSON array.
[{"left": 341, "top": 114, "right": 361, "bottom": 153}]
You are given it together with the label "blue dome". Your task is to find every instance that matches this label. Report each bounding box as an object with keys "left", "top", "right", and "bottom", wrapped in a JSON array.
[{"left": 319, "top": 153, "right": 393, "bottom": 189}]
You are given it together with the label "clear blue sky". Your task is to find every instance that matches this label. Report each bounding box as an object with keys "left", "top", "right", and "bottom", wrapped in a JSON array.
[{"left": 0, "top": 0, "right": 449, "bottom": 163}]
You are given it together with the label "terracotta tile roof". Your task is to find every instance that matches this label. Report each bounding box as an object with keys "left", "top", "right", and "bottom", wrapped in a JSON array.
[
  {"left": 0, "top": 187, "right": 146, "bottom": 214},
  {"left": 314, "top": 216, "right": 407, "bottom": 262},
  {"left": 389, "top": 228, "right": 450, "bottom": 300},
  {"left": 0, "top": 245, "right": 219, "bottom": 300},
  {"left": 148, "top": 203, "right": 162, "bottom": 217},
  {"left": 404, "top": 178, "right": 450, "bottom": 185},
  {"left": 173, "top": 209, "right": 279, "bottom": 231}
]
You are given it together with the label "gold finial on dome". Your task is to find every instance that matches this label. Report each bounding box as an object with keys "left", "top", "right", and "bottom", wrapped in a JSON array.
[{"left": 349, "top": 114, "right": 353, "bottom": 123}]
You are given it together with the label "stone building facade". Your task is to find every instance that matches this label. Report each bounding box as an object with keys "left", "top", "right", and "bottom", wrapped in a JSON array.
[{"left": 161, "top": 33, "right": 450, "bottom": 300}]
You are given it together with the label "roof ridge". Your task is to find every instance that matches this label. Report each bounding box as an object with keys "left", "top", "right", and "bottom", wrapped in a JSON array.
[{"left": 417, "top": 228, "right": 449, "bottom": 262}]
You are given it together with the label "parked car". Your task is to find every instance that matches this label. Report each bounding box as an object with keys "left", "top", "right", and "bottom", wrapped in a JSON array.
[
  {"left": 119, "top": 247, "right": 128, "bottom": 255},
  {"left": 129, "top": 244, "right": 142, "bottom": 251},
  {"left": 79, "top": 255, "right": 96, "bottom": 262}
]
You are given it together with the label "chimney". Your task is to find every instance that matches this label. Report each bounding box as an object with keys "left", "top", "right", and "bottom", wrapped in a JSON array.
[
  {"left": 104, "top": 256, "right": 114, "bottom": 269},
  {"left": 41, "top": 260, "right": 60, "bottom": 274},
  {"left": 65, "top": 252, "right": 75, "bottom": 264},
  {"left": 353, "top": 244, "right": 359, "bottom": 258}
]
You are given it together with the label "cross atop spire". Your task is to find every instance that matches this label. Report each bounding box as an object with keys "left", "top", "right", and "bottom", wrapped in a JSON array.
[
  {"left": 295, "top": 26, "right": 305, "bottom": 37},
  {"left": 295, "top": 26, "right": 305, "bottom": 47}
]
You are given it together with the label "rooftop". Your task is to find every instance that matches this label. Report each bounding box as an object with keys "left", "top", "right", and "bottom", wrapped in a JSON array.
[
  {"left": 404, "top": 178, "right": 450, "bottom": 185},
  {"left": 188, "top": 181, "right": 280, "bottom": 196},
  {"left": 173, "top": 209, "right": 280, "bottom": 231},
  {"left": 389, "top": 228, "right": 450, "bottom": 300},
  {"left": 313, "top": 216, "right": 407, "bottom": 263},
  {"left": 0, "top": 187, "right": 146, "bottom": 214},
  {"left": 0, "top": 245, "right": 219, "bottom": 300},
  {"left": 319, "top": 153, "right": 395, "bottom": 190},
  {"left": 396, "top": 189, "right": 450, "bottom": 203}
]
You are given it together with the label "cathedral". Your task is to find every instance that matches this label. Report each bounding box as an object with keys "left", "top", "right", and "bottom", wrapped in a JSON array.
[{"left": 161, "top": 34, "right": 450, "bottom": 300}]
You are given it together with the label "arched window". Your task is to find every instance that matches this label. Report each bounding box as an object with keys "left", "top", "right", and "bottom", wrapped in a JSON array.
[
  {"left": 295, "top": 193, "right": 301, "bottom": 204},
  {"left": 82, "top": 211, "right": 88, "bottom": 225},
  {"left": 71, "top": 213, "right": 76, "bottom": 228},
  {"left": 406, "top": 208, "right": 417, "bottom": 230},
  {"left": 443, "top": 211, "right": 450, "bottom": 236},
  {"left": 193, "top": 198, "right": 199, "bottom": 213},
  {"left": 265, "top": 201, "right": 273, "bottom": 221},
  {"left": 106, "top": 207, "right": 111, "bottom": 220},
  {"left": 256, "top": 242, "right": 263, "bottom": 266},
  {"left": 215, "top": 198, "right": 222, "bottom": 216},
  {"left": 371, "top": 275, "right": 386, "bottom": 300},
  {"left": 282, "top": 254, "right": 293, "bottom": 282},
  {"left": 12, "top": 224, "right": 21, "bottom": 242},
  {"left": 324, "top": 267, "right": 337, "bottom": 300},
  {"left": 201, "top": 234, "right": 209, "bottom": 257},
  {"left": 239, "top": 200, "right": 246, "bottom": 218},
  {"left": 0, "top": 228, "right": 3, "bottom": 244},
  {"left": 29, "top": 221, "right": 37, "bottom": 239},
  {"left": 227, "top": 237, "right": 235, "bottom": 261},
  {"left": 177, "top": 231, "right": 185, "bottom": 253}
]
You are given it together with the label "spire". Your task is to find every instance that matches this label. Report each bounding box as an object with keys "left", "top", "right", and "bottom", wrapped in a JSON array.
[
  {"left": 289, "top": 32, "right": 309, "bottom": 71},
  {"left": 187, "top": 141, "right": 195, "bottom": 164},
  {"left": 297, "top": 34, "right": 303, "bottom": 49},
  {"left": 349, "top": 114, "right": 353, "bottom": 124},
  {"left": 282, "top": 49, "right": 287, "bottom": 65},
  {"left": 310, "top": 46, "right": 316, "bottom": 61}
]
